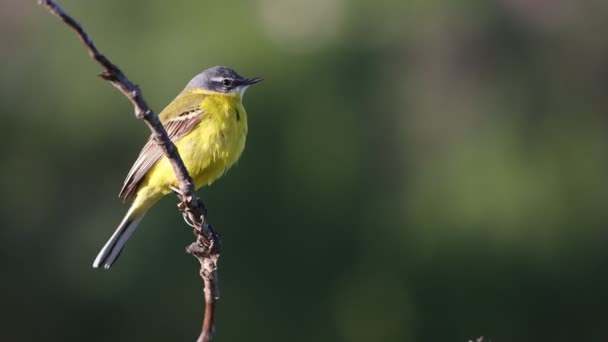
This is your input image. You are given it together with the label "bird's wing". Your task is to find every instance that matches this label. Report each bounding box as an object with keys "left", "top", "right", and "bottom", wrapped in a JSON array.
[{"left": 119, "top": 92, "right": 206, "bottom": 201}]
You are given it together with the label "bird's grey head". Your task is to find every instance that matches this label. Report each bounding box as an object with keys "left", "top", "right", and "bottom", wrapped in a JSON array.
[{"left": 185, "top": 66, "right": 263, "bottom": 96}]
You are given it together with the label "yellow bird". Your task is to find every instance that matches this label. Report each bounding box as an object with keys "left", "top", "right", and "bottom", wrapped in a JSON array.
[{"left": 93, "top": 66, "right": 262, "bottom": 269}]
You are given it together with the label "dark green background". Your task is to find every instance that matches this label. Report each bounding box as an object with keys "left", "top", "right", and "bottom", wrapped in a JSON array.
[{"left": 2, "top": 1, "right": 607, "bottom": 341}]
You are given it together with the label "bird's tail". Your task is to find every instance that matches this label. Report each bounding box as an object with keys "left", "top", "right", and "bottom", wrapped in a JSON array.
[{"left": 93, "top": 206, "right": 146, "bottom": 269}]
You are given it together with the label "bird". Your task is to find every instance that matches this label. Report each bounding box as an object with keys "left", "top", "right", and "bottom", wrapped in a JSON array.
[{"left": 93, "top": 66, "right": 262, "bottom": 269}]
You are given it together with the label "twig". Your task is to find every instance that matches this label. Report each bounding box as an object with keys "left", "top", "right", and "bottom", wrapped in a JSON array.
[{"left": 38, "top": 1, "right": 220, "bottom": 341}]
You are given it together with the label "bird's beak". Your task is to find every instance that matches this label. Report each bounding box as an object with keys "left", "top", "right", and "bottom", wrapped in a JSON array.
[{"left": 239, "top": 77, "right": 264, "bottom": 86}]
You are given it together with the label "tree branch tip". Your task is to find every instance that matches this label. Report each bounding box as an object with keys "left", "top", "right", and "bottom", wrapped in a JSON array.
[{"left": 38, "top": 0, "right": 63, "bottom": 15}]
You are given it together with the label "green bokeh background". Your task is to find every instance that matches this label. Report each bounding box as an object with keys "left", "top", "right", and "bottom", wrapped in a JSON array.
[{"left": 2, "top": 1, "right": 607, "bottom": 341}]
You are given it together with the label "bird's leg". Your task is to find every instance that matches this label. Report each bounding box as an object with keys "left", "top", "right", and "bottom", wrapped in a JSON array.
[
  {"left": 177, "top": 201, "right": 197, "bottom": 229},
  {"left": 170, "top": 186, "right": 215, "bottom": 246},
  {"left": 172, "top": 185, "right": 197, "bottom": 229},
  {"left": 169, "top": 184, "right": 182, "bottom": 195},
  {"left": 178, "top": 207, "right": 198, "bottom": 230}
]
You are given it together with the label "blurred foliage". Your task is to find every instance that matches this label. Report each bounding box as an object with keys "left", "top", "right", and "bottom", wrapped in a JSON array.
[{"left": 1, "top": 0, "right": 608, "bottom": 341}]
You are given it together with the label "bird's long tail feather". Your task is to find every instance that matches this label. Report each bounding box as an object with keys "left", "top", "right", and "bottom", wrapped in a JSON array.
[{"left": 93, "top": 207, "right": 146, "bottom": 269}]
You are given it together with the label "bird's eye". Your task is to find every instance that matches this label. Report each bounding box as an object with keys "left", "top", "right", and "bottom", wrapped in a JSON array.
[{"left": 222, "top": 79, "right": 232, "bottom": 87}]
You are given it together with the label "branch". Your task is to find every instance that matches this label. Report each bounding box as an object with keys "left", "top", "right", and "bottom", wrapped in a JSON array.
[{"left": 38, "top": 1, "right": 220, "bottom": 341}]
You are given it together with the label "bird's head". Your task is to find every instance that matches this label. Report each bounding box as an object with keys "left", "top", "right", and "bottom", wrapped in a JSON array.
[{"left": 185, "top": 66, "right": 263, "bottom": 97}]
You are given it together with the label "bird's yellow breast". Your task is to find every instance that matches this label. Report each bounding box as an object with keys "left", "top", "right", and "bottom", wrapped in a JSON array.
[
  {"left": 137, "top": 93, "right": 247, "bottom": 205},
  {"left": 183, "top": 94, "right": 248, "bottom": 188}
]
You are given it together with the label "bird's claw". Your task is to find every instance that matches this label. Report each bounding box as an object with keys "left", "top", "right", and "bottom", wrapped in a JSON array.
[{"left": 179, "top": 210, "right": 197, "bottom": 228}]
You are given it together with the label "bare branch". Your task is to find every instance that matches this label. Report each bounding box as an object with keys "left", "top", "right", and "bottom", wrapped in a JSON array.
[{"left": 38, "top": 1, "right": 220, "bottom": 340}]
